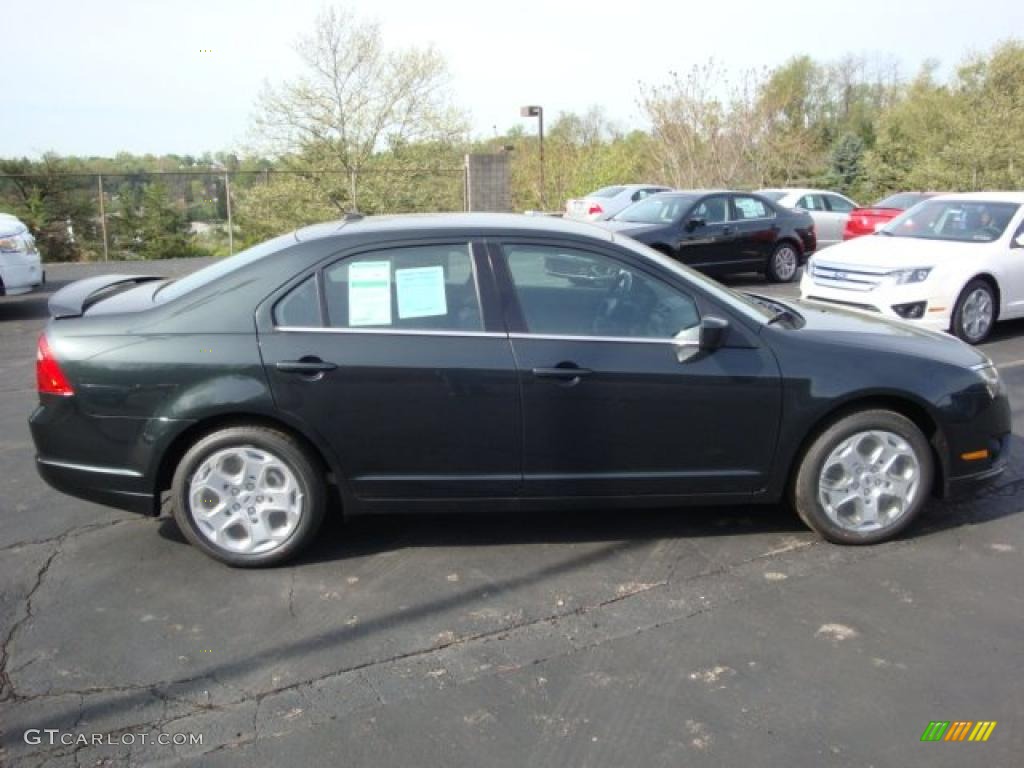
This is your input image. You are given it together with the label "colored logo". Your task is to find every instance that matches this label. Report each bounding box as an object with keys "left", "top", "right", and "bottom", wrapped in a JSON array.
[{"left": 921, "top": 721, "right": 997, "bottom": 742}]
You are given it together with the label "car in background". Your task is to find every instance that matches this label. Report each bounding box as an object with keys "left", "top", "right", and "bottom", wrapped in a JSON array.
[
  {"left": 602, "top": 191, "right": 816, "bottom": 282},
  {"left": 757, "top": 188, "right": 858, "bottom": 249},
  {"left": 565, "top": 184, "right": 672, "bottom": 221},
  {"left": 800, "top": 192, "right": 1024, "bottom": 344},
  {"left": 0, "top": 213, "right": 44, "bottom": 296},
  {"left": 843, "top": 192, "right": 941, "bottom": 240},
  {"left": 29, "top": 213, "right": 1010, "bottom": 566}
]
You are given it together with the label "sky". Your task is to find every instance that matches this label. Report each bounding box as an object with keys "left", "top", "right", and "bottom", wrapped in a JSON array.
[{"left": 3, "top": 0, "right": 1022, "bottom": 158}]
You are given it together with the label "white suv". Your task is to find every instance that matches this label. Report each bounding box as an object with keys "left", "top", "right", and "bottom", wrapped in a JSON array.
[
  {"left": 0, "top": 214, "right": 44, "bottom": 296},
  {"left": 800, "top": 192, "right": 1024, "bottom": 344}
]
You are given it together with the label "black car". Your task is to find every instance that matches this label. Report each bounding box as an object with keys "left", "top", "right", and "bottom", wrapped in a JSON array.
[
  {"left": 604, "top": 190, "right": 817, "bottom": 282},
  {"left": 30, "top": 214, "right": 1008, "bottom": 566}
]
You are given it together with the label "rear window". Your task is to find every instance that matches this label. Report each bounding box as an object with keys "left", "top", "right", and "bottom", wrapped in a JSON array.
[
  {"left": 155, "top": 233, "right": 292, "bottom": 303},
  {"left": 873, "top": 193, "right": 927, "bottom": 210},
  {"left": 589, "top": 186, "right": 625, "bottom": 198}
]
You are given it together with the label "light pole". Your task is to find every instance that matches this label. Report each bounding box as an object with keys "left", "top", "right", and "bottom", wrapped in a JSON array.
[{"left": 520, "top": 105, "right": 545, "bottom": 210}]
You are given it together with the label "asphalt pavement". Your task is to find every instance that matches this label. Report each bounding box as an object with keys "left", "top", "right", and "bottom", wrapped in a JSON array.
[{"left": 1, "top": 258, "right": 1022, "bottom": 767}]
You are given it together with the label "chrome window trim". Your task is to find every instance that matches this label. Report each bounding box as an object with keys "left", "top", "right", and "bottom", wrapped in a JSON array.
[
  {"left": 271, "top": 326, "right": 699, "bottom": 346},
  {"left": 510, "top": 332, "right": 698, "bottom": 346},
  {"left": 273, "top": 326, "right": 506, "bottom": 338}
]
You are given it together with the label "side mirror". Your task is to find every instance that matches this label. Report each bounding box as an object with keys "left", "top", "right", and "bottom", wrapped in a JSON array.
[
  {"left": 699, "top": 316, "right": 730, "bottom": 350},
  {"left": 673, "top": 316, "right": 730, "bottom": 363},
  {"left": 1014, "top": 233, "right": 1024, "bottom": 249},
  {"left": 685, "top": 218, "right": 705, "bottom": 233}
]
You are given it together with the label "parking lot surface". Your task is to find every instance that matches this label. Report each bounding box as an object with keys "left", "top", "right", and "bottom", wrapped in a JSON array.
[{"left": 1, "top": 258, "right": 1022, "bottom": 766}]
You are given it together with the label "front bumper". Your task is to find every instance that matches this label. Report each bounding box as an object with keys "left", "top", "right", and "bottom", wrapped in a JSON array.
[{"left": 799, "top": 272, "right": 951, "bottom": 332}]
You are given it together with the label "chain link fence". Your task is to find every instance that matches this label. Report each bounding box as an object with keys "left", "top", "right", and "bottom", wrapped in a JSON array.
[{"left": 0, "top": 168, "right": 468, "bottom": 262}]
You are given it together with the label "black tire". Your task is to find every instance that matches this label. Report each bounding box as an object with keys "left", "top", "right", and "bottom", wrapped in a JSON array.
[
  {"left": 171, "top": 426, "right": 326, "bottom": 567},
  {"left": 766, "top": 242, "right": 800, "bottom": 283},
  {"left": 792, "top": 409, "right": 933, "bottom": 545},
  {"left": 951, "top": 278, "right": 996, "bottom": 345}
]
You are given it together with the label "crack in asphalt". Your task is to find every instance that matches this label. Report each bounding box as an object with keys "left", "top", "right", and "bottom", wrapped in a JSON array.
[
  {"left": 6, "top": 534, "right": 863, "bottom": 765},
  {"left": 0, "top": 540, "right": 63, "bottom": 702}
]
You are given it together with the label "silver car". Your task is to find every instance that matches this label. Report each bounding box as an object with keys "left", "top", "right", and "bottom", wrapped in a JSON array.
[
  {"left": 757, "top": 188, "right": 858, "bottom": 249},
  {"left": 565, "top": 184, "right": 672, "bottom": 221},
  {"left": 0, "top": 213, "right": 44, "bottom": 296}
]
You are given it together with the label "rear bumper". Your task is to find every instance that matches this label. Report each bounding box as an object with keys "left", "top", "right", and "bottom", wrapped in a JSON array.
[{"left": 36, "top": 457, "right": 157, "bottom": 514}]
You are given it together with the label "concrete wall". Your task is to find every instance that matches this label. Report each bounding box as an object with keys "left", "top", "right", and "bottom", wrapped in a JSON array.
[{"left": 465, "top": 153, "right": 511, "bottom": 212}]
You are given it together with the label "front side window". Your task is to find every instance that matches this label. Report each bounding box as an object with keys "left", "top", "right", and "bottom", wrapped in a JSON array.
[
  {"left": 503, "top": 244, "right": 700, "bottom": 339},
  {"left": 323, "top": 244, "right": 483, "bottom": 331},
  {"left": 732, "top": 196, "right": 772, "bottom": 220},
  {"left": 881, "top": 201, "right": 1020, "bottom": 243},
  {"left": 797, "top": 195, "right": 823, "bottom": 211}
]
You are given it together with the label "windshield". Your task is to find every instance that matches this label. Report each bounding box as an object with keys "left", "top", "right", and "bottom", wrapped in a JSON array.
[
  {"left": 873, "top": 193, "right": 929, "bottom": 210},
  {"left": 611, "top": 195, "right": 696, "bottom": 224},
  {"left": 880, "top": 200, "right": 1019, "bottom": 243},
  {"left": 757, "top": 190, "right": 787, "bottom": 202},
  {"left": 613, "top": 234, "right": 774, "bottom": 323},
  {"left": 589, "top": 186, "right": 625, "bottom": 198},
  {"left": 155, "top": 233, "right": 293, "bottom": 302}
]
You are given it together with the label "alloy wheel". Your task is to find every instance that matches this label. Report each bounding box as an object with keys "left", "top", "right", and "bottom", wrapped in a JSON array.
[
  {"left": 817, "top": 430, "right": 921, "bottom": 533},
  {"left": 773, "top": 246, "right": 798, "bottom": 281},
  {"left": 188, "top": 445, "right": 304, "bottom": 555},
  {"left": 960, "top": 287, "right": 994, "bottom": 342}
]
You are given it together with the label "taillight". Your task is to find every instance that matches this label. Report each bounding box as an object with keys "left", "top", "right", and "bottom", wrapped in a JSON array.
[
  {"left": 587, "top": 203, "right": 603, "bottom": 216},
  {"left": 37, "top": 334, "right": 74, "bottom": 397}
]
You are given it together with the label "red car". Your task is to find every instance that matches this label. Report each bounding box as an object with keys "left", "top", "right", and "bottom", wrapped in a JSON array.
[{"left": 842, "top": 192, "right": 940, "bottom": 240}]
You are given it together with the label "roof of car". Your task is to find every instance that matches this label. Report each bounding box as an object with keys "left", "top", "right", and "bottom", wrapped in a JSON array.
[
  {"left": 758, "top": 188, "right": 838, "bottom": 197},
  {"left": 294, "top": 212, "right": 616, "bottom": 243},
  {"left": 931, "top": 192, "right": 1024, "bottom": 204}
]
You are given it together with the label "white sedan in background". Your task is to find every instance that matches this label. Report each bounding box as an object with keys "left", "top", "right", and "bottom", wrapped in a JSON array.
[
  {"left": 758, "top": 188, "right": 858, "bottom": 248},
  {"left": 565, "top": 184, "right": 672, "bottom": 221},
  {"left": 0, "top": 214, "right": 43, "bottom": 296},
  {"left": 800, "top": 192, "right": 1024, "bottom": 344}
]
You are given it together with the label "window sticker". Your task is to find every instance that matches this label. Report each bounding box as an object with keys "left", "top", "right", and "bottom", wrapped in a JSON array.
[
  {"left": 348, "top": 261, "right": 392, "bottom": 326},
  {"left": 395, "top": 265, "right": 448, "bottom": 319}
]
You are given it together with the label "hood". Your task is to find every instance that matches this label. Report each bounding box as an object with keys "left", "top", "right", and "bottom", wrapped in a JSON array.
[
  {"left": 813, "top": 233, "right": 990, "bottom": 269},
  {"left": 0, "top": 215, "right": 27, "bottom": 237},
  {"left": 775, "top": 296, "right": 989, "bottom": 369}
]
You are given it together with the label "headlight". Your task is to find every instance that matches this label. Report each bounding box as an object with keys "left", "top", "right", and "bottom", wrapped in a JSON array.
[
  {"left": 0, "top": 236, "right": 22, "bottom": 253},
  {"left": 973, "top": 363, "right": 1005, "bottom": 397},
  {"left": 891, "top": 267, "right": 932, "bottom": 285}
]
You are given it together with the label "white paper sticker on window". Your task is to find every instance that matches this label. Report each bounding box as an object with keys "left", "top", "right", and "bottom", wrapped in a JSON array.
[
  {"left": 395, "top": 266, "right": 448, "bottom": 319},
  {"left": 348, "top": 261, "right": 392, "bottom": 326}
]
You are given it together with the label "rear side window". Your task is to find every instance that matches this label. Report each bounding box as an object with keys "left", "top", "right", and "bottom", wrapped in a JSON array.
[
  {"left": 274, "top": 276, "right": 321, "bottom": 327},
  {"left": 825, "top": 195, "right": 855, "bottom": 213},
  {"left": 733, "top": 196, "right": 772, "bottom": 220},
  {"left": 797, "top": 195, "right": 824, "bottom": 211},
  {"left": 322, "top": 244, "right": 483, "bottom": 332}
]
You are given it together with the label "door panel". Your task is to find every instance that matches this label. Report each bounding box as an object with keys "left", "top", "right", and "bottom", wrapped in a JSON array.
[
  {"left": 497, "top": 241, "right": 782, "bottom": 498},
  {"left": 511, "top": 337, "right": 781, "bottom": 496},
  {"left": 260, "top": 241, "right": 521, "bottom": 500},
  {"left": 262, "top": 332, "right": 520, "bottom": 499},
  {"left": 679, "top": 195, "right": 738, "bottom": 268},
  {"left": 731, "top": 195, "right": 780, "bottom": 265}
]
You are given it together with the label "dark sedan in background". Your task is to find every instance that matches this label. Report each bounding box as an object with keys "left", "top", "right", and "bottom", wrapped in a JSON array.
[
  {"left": 30, "top": 214, "right": 1008, "bottom": 567},
  {"left": 601, "top": 190, "right": 817, "bottom": 282}
]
